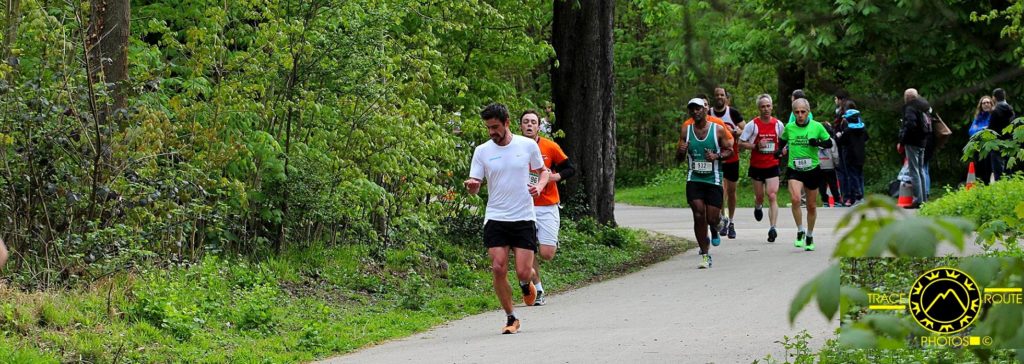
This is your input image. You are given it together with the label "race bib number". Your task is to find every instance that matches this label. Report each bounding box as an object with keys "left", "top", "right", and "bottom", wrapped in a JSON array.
[
  {"left": 529, "top": 172, "right": 540, "bottom": 185},
  {"left": 691, "top": 161, "right": 713, "bottom": 173},
  {"left": 758, "top": 141, "right": 776, "bottom": 154},
  {"left": 794, "top": 158, "right": 813, "bottom": 170}
]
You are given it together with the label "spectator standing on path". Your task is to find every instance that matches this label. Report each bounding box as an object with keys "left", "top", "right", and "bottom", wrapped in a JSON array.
[
  {"left": 836, "top": 99, "right": 868, "bottom": 205},
  {"left": 898, "top": 89, "right": 930, "bottom": 208},
  {"left": 776, "top": 98, "right": 832, "bottom": 251},
  {"left": 464, "top": 103, "right": 549, "bottom": 334},
  {"left": 710, "top": 87, "right": 745, "bottom": 240},
  {"left": 831, "top": 92, "right": 851, "bottom": 205},
  {"left": 677, "top": 98, "right": 735, "bottom": 269},
  {"left": 817, "top": 122, "right": 841, "bottom": 207},
  {"left": 518, "top": 110, "right": 575, "bottom": 306},
  {"left": 989, "top": 88, "right": 1015, "bottom": 180},
  {"left": 969, "top": 95, "right": 996, "bottom": 184},
  {"left": 739, "top": 94, "right": 784, "bottom": 242}
]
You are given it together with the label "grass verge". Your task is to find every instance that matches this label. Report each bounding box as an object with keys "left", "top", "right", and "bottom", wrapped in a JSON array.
[{"left": 0, "top": 220, "right": 693, "bottom": 363}]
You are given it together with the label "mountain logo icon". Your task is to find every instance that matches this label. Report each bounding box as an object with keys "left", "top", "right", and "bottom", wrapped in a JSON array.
[{"left": 909, "top": 267, "right": 981, "bottom": 334}]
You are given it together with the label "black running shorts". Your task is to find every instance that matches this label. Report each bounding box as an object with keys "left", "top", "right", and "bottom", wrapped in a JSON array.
[
  {"left": 722, "top": 162, "right": 740, "bottom": 182},
  {"left": 787, "top": 167, "right": 824, "bottom": 190},
  {"left": 484, "top": 220, "right": 539, "bottom": 252},
  {"left": 748, "top": 166, "right": 781, "bottom": 182},
  {"left": 686, "top": 181, "right": 724, "bottom": 209}
]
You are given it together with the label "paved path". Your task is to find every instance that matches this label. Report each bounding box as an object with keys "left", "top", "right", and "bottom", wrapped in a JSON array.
[{"left": 321, "top": 204, "right": 979, "bottom": 364}]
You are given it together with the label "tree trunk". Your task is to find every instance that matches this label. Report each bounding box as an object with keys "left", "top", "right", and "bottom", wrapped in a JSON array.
[
  {"left": 551, "top": 0, "right": 617, "bottom": 225},
  {"left": 776, "top": 62, "right": 805, "bottom": 120},
  {"left": 87, "top": 0, "right": 130, "bottom": 119},
  {"left": 2, "top": 0, "right": 22, "bottom": 62}
]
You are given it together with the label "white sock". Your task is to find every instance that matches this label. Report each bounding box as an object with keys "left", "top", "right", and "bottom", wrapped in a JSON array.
[
  {"left": 807, "top": 231, "right": 814, "bottom": 238},
  {"left": 535, "top": 282, "right": 544, "bottom": 293},
  {"left": 756, "top": 204, "right": 762, "bottom": 209},
  {"left": 798, "top": 225, "right": 805, "bottom": 233},
  {"left": 507, "top": 311, "right": 516, "bottom": 319}
]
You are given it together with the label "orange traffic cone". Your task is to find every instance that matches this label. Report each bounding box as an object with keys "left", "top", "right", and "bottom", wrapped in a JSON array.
[
  {"left": 897, "top": 182, "right": 914, "bottom": 207},
  {"left": 965, "top": 162, "right": 976, "bottom": 191}
]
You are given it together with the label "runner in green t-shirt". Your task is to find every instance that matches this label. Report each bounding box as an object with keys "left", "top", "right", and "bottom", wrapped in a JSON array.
[{"left": 775, "top": 98, "right": 832, "bottom": 251}]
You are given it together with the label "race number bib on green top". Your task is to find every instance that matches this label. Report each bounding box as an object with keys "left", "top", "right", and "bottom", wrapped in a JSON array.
[
  {"left": 759, "top": 141, "right": 776, "bottom": 154},
  {"left": 793, "top": 158, "right": 813, "bottom": 170},
  {"left": 691, "top": 161, "right": 713, "bottom": 173}
]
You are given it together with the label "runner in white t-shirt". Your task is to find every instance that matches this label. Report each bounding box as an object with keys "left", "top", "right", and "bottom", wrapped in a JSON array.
[{"left": 464, "top": 103, "right": 549, "bottom": 335}]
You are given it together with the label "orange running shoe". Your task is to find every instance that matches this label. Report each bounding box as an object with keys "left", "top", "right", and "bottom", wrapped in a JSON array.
[
  {"left": 521, "top": 282, "right": 537, "bottom": 306},
  {"left": 502, "top": 316, "right": 520, "bottom": 334}
]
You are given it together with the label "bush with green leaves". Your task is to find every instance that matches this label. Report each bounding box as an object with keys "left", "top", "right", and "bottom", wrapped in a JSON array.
[
  {"left": 786, "top": 195, "right": 1023, "bottom": 362},
  {"left": 920, "top": 176, "right": 1024, "bottom": 253}
]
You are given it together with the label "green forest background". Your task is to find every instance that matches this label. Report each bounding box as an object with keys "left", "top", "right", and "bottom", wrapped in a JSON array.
[{"left": 2, "top": 0, "right": 1024, "bottom": 362}]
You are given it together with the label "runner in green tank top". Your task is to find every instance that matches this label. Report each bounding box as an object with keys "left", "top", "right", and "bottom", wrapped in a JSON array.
[
  {"left": 676, "top": 98, "right": 734, "bottom": 269},
  {"left": 775, "top": 98, "right": 833, "bottom": 252},
  {"left": 686, "top": 122, "right": 722, "bottom": 185}
]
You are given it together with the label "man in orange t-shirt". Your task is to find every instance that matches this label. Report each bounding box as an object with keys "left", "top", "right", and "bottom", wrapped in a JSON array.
[{"left": 519, "top": 109, "right": 575, "bottom": 306}]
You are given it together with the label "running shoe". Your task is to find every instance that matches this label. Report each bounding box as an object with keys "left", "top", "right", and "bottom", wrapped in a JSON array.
[
  {"left": 794, "top": 231, "right": 806, "bottom": 249},
  {"left": 767, "top": 227, "right": 777, "bottom": 243},
  {"left": 698, "top": 253, "right": 712, "bottom": 269},
  {"left": 502, "top": 316, "right": 520, "bottom": 334},
  {"left": 727, "top": 223, "right": 736, "bottom": 239},
  {"left": 718, "top": 219, "right": 729, "bottom": 237},
  {"left": 805, "top": 236, "right": 815, "bottom": 251},
  {"left": 754, "top": 206, "right": 764, "bottom": 222},
  {"left": 521, "top": 282, "right": 537, "bottom": 306},
  {"left": 533, "top": 291, "right": 546, "bottom": 306},
  {"left": 710, "top": 228, "right": 721, "bottom": 246}
]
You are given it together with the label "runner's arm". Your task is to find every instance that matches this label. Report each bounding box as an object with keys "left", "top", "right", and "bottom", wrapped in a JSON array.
[
  {"left": 738, "top": 123, "right": 757, "bottom": 150},
  {"left": 551, "top": 159, "right": 575, "bottom": 182},
  {"left": 716, "top": 125, "right": 735, "bottom": 160},
  {"left": 529, "top": 168, "right": 551, "bottom": 197},
  {"left": 0, "top": 238, "right": 8, "bottom": 270}
]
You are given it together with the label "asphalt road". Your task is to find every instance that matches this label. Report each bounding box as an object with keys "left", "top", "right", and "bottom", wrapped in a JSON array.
[{"left": 320, "top": 204, "right": 979, "bottom": 364}]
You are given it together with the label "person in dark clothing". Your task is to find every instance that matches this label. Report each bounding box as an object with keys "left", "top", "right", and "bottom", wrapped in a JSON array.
[
  {"left": 988, "top": 88, "right": 1015, "bottom": 180},
  {"left": 831, "top": 92, "right": 850, "bottom": 205},
  {"left": 899, "top": 89, "right": 930, "bottom": 208},
  {"left": 836, "top": 99, "right": 868, "bottom": 204}
]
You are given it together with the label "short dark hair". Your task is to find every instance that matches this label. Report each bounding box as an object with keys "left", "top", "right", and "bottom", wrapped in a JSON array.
[
  {"left": 844, "top": 99, "right": 857, "bottom": 110},
  {"left": 715, "top": 87, "right": 730, "bottom": 98},
  {"left": 835, "top": 90, "right": 849, "bottom": 100},
  {"left": 519, "top": 109, "right": 540, "bottom": 122},
  {"left": 792, "top": 89, "right": 806, "bottom": 99},
  {"left": 994, "top": 88, "right": 1007, "bottom": 102},
  {"left": 481, "top": 103, "right": 510, "bottom": 122}
]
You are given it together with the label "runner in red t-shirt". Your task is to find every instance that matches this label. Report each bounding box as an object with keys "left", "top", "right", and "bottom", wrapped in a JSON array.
[{"left": 738, "top": 94, "right": 784, "bottom": 243}]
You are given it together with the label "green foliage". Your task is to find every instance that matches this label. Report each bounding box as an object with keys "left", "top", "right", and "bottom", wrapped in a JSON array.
[
  {"left": 785, "top": 190, "right": 1024, "bottom": 361},
  {"left": 921, "top": 175, "right": 1024, "bottom": 253},
  {"left": 0, "top": 0, "right": 554, "bottom": 288},
  {"left": 2, "top": 217, "right": 688, "bottom": 361}
]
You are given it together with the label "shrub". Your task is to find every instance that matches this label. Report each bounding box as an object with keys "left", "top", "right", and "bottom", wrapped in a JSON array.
[{"left": 920, "top": 175, "right": 1024, "bottom": 252}]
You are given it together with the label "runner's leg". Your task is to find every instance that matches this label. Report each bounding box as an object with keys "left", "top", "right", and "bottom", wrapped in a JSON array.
[{"left": 488, "top": 246, "right": 514, "bottom": 314}]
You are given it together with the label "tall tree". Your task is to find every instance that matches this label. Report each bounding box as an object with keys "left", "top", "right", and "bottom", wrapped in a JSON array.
[
  {"left": 552, "top": 0, "right": 617, "bottom": 225},
  {"left": 86, "top": 0, "right": 130, "bottom": 115}
]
